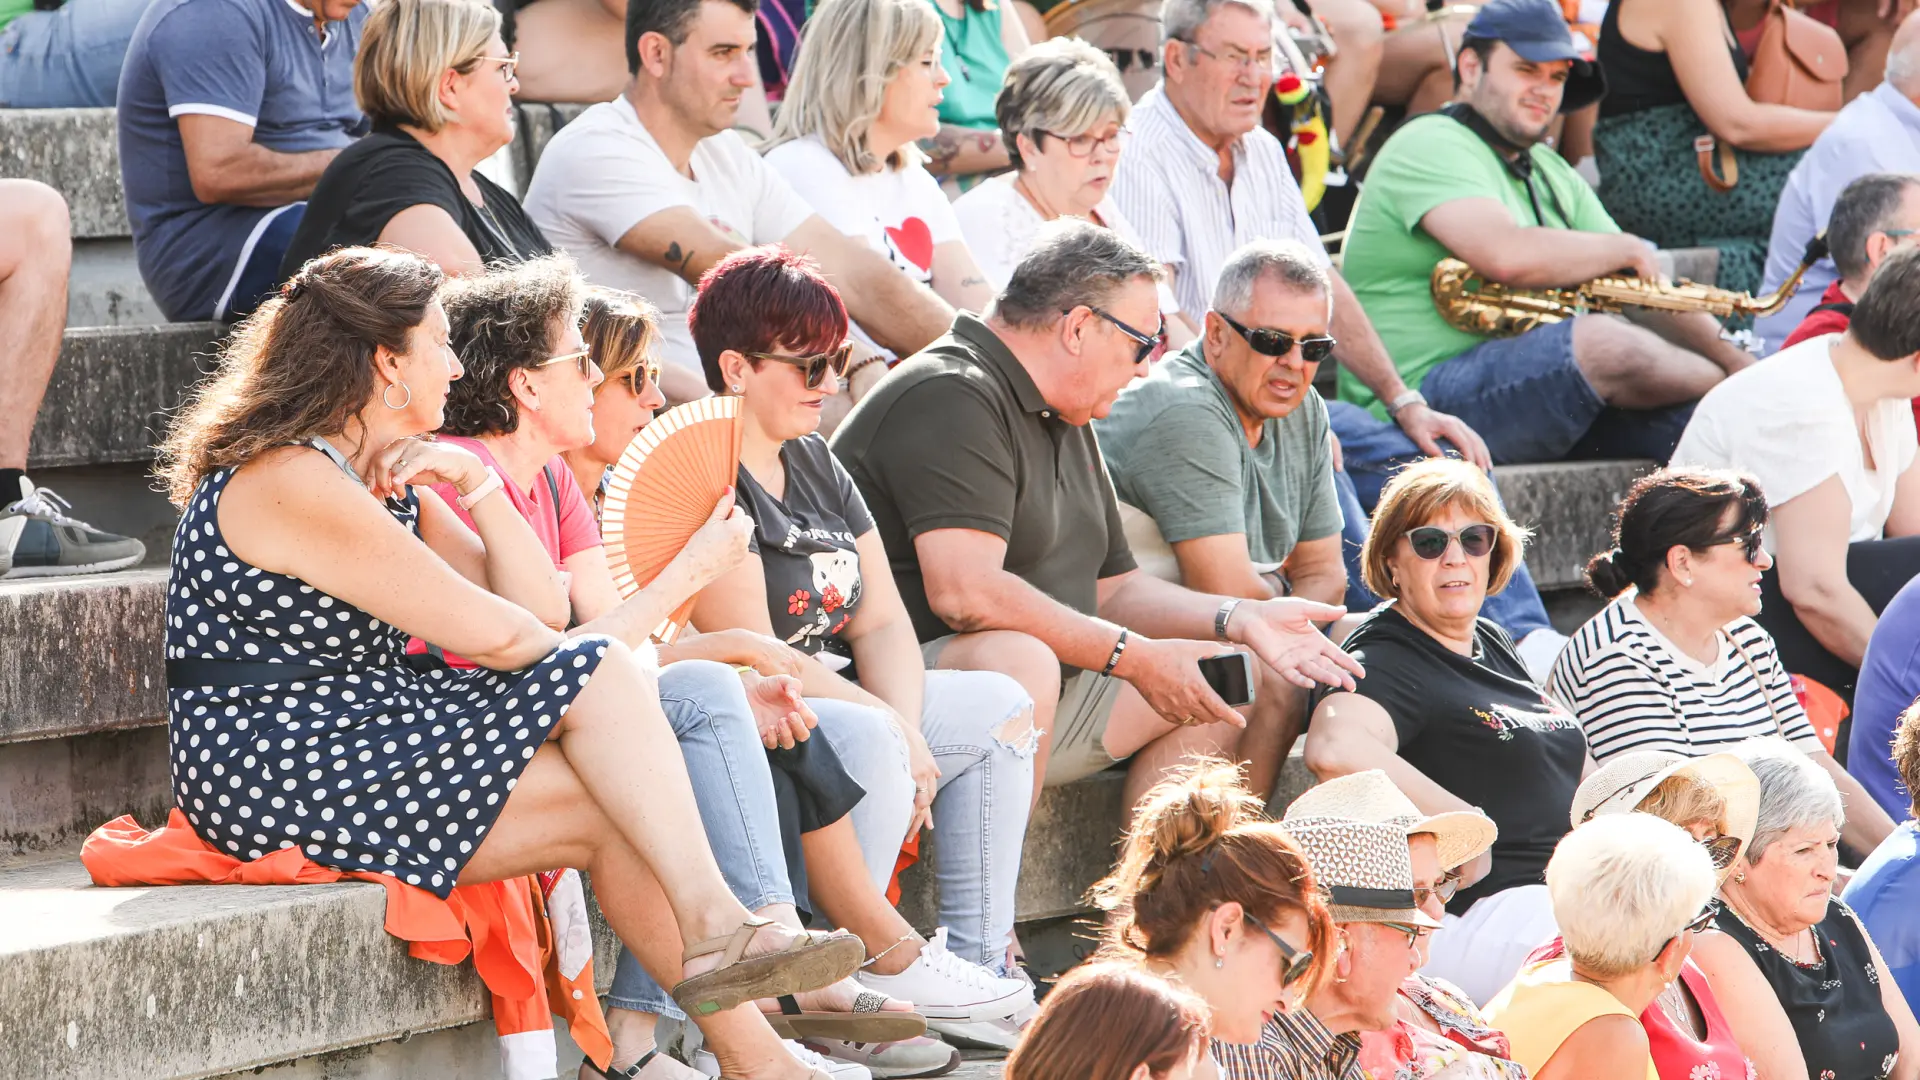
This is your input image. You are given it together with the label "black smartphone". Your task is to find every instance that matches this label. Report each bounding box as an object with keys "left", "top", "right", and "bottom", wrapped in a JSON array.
[{"left": 1197, "top": 652, "right": 1256, "bottom": 707}]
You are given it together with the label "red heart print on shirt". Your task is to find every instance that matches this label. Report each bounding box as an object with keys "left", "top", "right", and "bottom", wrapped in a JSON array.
[{"left": 884, "top": 217, "right": 935, "bottom": 273}]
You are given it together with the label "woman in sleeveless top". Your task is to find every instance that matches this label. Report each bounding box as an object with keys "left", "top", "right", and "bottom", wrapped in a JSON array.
[
  {"left": 156, "top": 246, "right": 864, "bottom": 1080},
  {"left": 1689, "top": 740, "right": 1919, "bottom": 1080},
  {"left": 1485, "top": 814, "right": 1721, "bottom": 1080},
  {"left": 1592, "top": 0, "right": 1833, "bottom": 296}
]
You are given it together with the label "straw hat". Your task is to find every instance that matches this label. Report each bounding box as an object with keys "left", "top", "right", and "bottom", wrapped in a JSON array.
[
  {"left": 1570, "top": 751, "right": 1759, "bottom": 880},
  {"left": 1284, "top": 817, "right": 1444, "bottom": 928},
  {"left": 1283, "top": 769, "right": 1497, "bottom": 873}
]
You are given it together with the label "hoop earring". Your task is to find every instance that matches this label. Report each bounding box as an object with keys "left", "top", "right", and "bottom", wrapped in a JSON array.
[{"left": 383, "top": 382, "right": 412, "bottom": 410}]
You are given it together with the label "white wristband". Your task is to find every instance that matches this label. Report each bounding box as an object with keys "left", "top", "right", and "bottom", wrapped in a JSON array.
[
  {"left": 1386, "top": 389, "right": 1427, "bottom": 417},
  {"left": 457, "top": 466, "right": 504, "bottom": 511}
]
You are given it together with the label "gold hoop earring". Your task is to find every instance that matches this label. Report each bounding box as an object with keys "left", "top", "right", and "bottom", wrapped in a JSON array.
[{"left": 383, "top": 382, "right": 412, "bottom": 410}]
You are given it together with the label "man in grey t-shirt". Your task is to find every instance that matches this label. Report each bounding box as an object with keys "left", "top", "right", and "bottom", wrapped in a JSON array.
[{"left": 1097, "top": 240, "right": 1348, "bottom": 607}]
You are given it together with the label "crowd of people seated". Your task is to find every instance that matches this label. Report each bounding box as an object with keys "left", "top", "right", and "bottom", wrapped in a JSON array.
[{"left": 15, "top": 0, "right": 1920, "bottom": 1071}]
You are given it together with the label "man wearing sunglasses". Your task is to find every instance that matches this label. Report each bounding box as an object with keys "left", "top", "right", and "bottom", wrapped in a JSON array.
[{"left": 834, "top": 221, "right": 1364, "bottom": 812}]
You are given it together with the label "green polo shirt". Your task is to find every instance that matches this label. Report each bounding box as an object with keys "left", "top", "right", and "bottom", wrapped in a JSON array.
[
  {"left": 1339, "top": 113, "right": 1620, "bottom": 417},
  {"left": 0, "top": 0, "right": 36, "bottom": 32},
  {"left": 830, "top": 313, "right": 1137, "bottom": 643}
]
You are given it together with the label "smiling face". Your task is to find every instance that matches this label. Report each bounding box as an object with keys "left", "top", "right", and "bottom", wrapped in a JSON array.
[
  {"left": 450, "top": 34, "right": 520, "bottom": 152},
  {"left": 1164, "top": 2, "right": 1275, "bottom": 145},
  {"left": 1461, "top": 41, "right": 1569, "bottom": 149},
  {"left": 1385, "top": 501, "right": 1494, "bottom": 631},
  {"left": 1205, "top": 276, "right": 1331, "bottom": 425},
  {"left": 585, "top": 362, "right": 668, "bottom": 467},
  {"left": 877, "top": 43, "right": 952, "bottom": 148},
  {"left": 1021, "top": 111, "right": 1125, "bottom": 217}
]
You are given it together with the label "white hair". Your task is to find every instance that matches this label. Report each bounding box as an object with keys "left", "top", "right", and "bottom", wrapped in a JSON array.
[
  {"left": 1888, "top": 29, "right": 1920, "bottom": 95},
  {"left": 1730, "top": 737, "right": 1845, "bottom": 862},
  {"left": 1212, "top": 239, "right": 1331, "bottom": 316},
  {"left": 1160, "top": 0, "right": 1276, "bottom": 45},
  {"left": 1548, "top": 814, "right": 1716, "bottom": 978}
]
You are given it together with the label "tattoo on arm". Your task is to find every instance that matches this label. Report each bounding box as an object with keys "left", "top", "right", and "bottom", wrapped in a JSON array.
[
  {"left": 960, "top": 276, "right": 988, "bottom": 288},
  {"left": 918, "top": 132, "right": 961, "bottom": 172},
  {"left": 664, "top": 241, "right": 694, "bottom": 273},
  {"left": 974, "top": 132, "right": 998, "bottom": 153}
]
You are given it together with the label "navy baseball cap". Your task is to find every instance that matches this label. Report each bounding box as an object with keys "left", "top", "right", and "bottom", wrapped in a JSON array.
[{"left": 1460, "top": 0, "right": 1607, "bottom": 112}]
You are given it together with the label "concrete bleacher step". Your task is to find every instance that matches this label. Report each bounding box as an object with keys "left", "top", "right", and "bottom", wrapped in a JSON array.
[
  {"left": 1498, "top": 459, "right": 1653, "bottom": 591},
  {"left": 31, "top": 323, "right": 223, "bottom": 470},
  {"left": 0, "top": 107, "right": 127, "bottom": 240}
]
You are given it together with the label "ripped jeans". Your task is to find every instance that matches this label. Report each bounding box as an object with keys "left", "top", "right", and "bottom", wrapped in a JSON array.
[{"left": 811, "top": 669, "right": 1037, "bottom": 973}]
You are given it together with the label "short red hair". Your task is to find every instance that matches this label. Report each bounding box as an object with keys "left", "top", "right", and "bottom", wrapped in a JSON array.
[{"left": 688, "top": 245, "right": 849, "bottom": 393}]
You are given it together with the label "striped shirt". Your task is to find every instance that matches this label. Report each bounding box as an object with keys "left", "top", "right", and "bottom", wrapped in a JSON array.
[
  {"left": 1215, "top": 1010, "right": 1364, "bottom": 1080},
  {"left": 1548, "top": 595, "right": 1822, "bottom": 763},
  {"left": 1110, "top": 85, "right": 1330, "bottom": 322}
]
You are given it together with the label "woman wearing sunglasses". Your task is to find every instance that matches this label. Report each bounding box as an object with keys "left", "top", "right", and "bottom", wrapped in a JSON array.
[
  {"left": 1087, "top": 758, "right": 1332, "bottom": 1055},
  {"left": 1550, "top": 467, "right": 1895, "bottom": 858},
  {"left": 1303, "top": 457, "right": 1593, "bottom": 1006},
  {"left": 1483, "top": 814, "right": 1720, "bottom": 1080}
]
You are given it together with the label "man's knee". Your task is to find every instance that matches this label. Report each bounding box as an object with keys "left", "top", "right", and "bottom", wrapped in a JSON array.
[
  {"left": 0, "top": 180, "right": 71, "bottom": 273},
  {"left": 1570, "top": 314, "right": 1663, "bottom": 391}
]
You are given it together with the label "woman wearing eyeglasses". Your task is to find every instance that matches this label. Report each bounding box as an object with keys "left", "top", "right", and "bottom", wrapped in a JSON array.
[
  {"left": 1549, "top": 467, "right": 1896, "bottom": 859},
  {"left": 280, "top": 0, "right": 547, "bottom": 281},
  {"left": 1303, "top": 457, "right": 1593, "bottom": 1007},
  {"left": 951, "top": 38, "right": 1195, "bottom": 352}
]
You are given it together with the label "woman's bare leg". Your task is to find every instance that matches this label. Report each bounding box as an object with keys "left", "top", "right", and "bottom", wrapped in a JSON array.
[{"left": 801, "top": 817, "right": 928, "bottom": 976}]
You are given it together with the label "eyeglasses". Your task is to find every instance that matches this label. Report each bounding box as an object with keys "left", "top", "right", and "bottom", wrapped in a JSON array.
[
  {"left": 1176, "top": 38, "right": 1274, "bottom": 74},
  {"left": 624, "top": 358, "right": 663, "bottom": 394},
  {"left": 744, "top": 342, "right": 855, "bottom": 390},
  {"left": 1405, "top": 524, "right": 1498, "bottom": 560},
  {"left": 1216, "top": 311, "right": 1338, "bottom": 364},
  {"left": 1040, "top": 128, "right": 1125, "bottom": 157},
  {"left": 1411, "top": 871, "right": 1461, "bottom": 909},
  {"left": 1242, "top": 912, "right": 1316, "bottom": 988},
  {"left": 1700, "top": 833, "right": 1743, "bottom": 872},
  {"left": 1079, "top": 305, "right": 1167, "bottom": 365},
  {"left": 474, "top": 51, "right": 519, "bottom": 82},
  {"left": 1706, "top": 527, "right": 1766, "bottom": 566},
  {"left": 538, "top": 347, "right": 597, "bottom": 380},
  {"left": 1881, "top": 228, "right": 1919, "bottom": 243},
  {"left": 1378, "top": 922, "right": 1432, "bottom": 949},
  {"left": 1650, "top": 904, "right": 1718, "bottom": 963},
  {"left": 1103, "top": 46, "right": 1157, "bottom": 73}
]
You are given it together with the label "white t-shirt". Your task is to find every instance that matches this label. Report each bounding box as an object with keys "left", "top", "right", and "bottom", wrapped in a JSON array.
[
  {"left": 952, "top": 173, "right": 1183, "bottom": 319},
  {"left": 1671, "top": 333, "right": 1919, "bottom": 542},
  {"left": 763, "top": 135, "right": 960, "bottom": 357},
  {"left": 522, "top": 96, "right": 817, "bottom": 380}
]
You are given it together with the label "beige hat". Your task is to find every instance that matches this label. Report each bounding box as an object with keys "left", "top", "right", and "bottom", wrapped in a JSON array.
[
  {"left": 1571, "top": 751, "right": 1759, "bottom": 880},
  {"left": 1284, "top": 769, "right": 1497, "bottom": 873},
  {"left": 1283, "top": 817, "right": 1444, "bottom": 928}
]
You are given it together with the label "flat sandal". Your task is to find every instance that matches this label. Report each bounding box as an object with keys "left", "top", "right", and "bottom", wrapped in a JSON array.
[{"left": 670, "top": 917, "right": 865, "bottom": 1018}]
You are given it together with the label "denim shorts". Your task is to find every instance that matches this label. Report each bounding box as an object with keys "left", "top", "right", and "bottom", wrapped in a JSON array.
[{"left": 0, "top": 0, "right": 153, "bottom": 107}]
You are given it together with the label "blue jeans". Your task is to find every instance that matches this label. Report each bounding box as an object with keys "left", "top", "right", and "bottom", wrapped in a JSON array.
[
  {"left": 0, "top": 0, "right": 153, "bottom": 106},
  {"left": 1326, "top": 401, "right": 1553, "bottom": 640},
  {"left": 606, "top": 660, "right": 793, "bottom": 1018}
]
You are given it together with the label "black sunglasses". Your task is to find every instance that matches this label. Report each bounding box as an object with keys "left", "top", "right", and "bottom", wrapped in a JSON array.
[
  {"left": 1079, "top": 306, "right": 1167, "bottom": 365},
  {"left": 745, "top": 342, "right": 854, "bottom": 390},
  {"left": 1242, "top": 911, "right": 1316, "bottom": 988},
  {"left": 1412, "top": 871, "right": 1461, "bottom": 908},
  {"left": 1216, "top": 311, "right": 1338, "bottom": 364},
  {"left": 1701, "top": 833, "right": 1743, "bottom": 872},
  {"left": 1652, "top": 904, "right": 1718, "bottom": 962},
  {"left": 1405, "top": 524, "right": 1497, "bottom": 560},
  {"left": 1707, "top": 527, "right": 1766, "bottom": 566}
]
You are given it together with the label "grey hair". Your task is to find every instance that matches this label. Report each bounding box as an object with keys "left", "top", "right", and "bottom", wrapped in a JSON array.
[
  {"left": 1730, "top": 738, "right": 1845, "bottom": 862},
  {"left": 996, "top": 38, "right": 1131, "bottom": 171},
  {"left": 1889, "top": 30, "right": 1920, "bottom": 94},
  {"left": 1826, "top": 173, "right": 1920, "bottom": 282},
  {"left": 1211, "top": 239, "right": 1331, "bottom": 316},
  {"left": 991, "top": 218, "right": 1164, "bottom": 330},
  {"left": 1549, "top": 814, "right": 1717, "bottom": 978},
  {"left": 1161, "top": 0, "right": 1275, "bottom": 45},
  {"left": 766, "top": 0, "right": 941, "bottom": 174}
]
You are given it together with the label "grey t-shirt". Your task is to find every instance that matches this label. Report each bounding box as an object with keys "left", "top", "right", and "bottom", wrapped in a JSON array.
[{"left": 1094, "top": 340, "right": 1343, "bottom": 566}]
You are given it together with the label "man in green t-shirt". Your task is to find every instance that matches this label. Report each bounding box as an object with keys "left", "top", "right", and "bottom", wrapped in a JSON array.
[{"left": 1339, "top": 0, "right": 1754, "bottom": 465}]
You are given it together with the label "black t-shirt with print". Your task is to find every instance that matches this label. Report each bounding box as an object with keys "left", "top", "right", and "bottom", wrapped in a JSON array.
[
  {"left": 1318, "top": 604, "right": 1588, "bottom": 914},
  {"left": 736, "top": 435, "right": 875, "bottom": 659}
]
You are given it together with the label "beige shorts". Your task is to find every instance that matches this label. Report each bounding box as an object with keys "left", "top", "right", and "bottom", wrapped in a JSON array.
[{"left": 923, "top": 634, "right": 1125, "bottom": 787}]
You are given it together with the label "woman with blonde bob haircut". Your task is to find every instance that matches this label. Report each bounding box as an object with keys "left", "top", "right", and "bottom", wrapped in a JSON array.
[
  {"left": 763, "top": 0, "right": 996, "bottom": 346},
  {"left": 1306, "top": 458, "right": 1594, "bottom": 1005},
  {"left": 281, "top": 0, "right": 554, "bottom": 280},
  {"left": 1485, "top": 814, "right": 1719, "bottom": 1080}
]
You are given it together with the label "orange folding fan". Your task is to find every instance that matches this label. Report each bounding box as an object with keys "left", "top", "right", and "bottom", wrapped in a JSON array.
[{"left": 600, "top": 396, "right": 743, "bottom": 643}]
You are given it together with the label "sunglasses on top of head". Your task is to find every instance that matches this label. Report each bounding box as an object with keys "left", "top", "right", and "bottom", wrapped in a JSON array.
[
  {"left": 1215, "top": 311, "right": 1337, "bottom": 364},
  {"left": 1077, "top": 306, "right": 1167, "bottom": 365},
  {"left": 1405, "top": 523, "right": 1497, "bottom": 560},
  {"left": 1241, "top": 911, "right": 1316, "bottom": 988},
  {"left": 744, "top": 342, "right": 855, "bottom": 390}
]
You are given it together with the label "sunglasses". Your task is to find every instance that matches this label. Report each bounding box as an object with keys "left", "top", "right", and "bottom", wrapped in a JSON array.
[
  {"left": 1701, "top": 833, "right": 1743, "bottom": 872},
  {"left": 1242, "top": 912, "right": 1317, "bottom": 988},
  {"left": 1708, "top": 527, "right": 1766, "bottom": 566},
  {"left": 622, "top": 357, "right": 663, "bottom": 394},
  {"left": 1216, "top": 311, "right": 1338, "bottom": 364},
  {"left": 1081, "top": 306, "right": 1167, "bottom": 365},
  {"left": 745, "top": 342, "right": 855, "bottom": 390},
  {"left": 1405, "top": 524, "right": 1498, "bottom": 560},
  {"left": 1411, "top": 871, "right": 1460, "bottom": 909},
  {"left": 538, "top": 347, "right": 598, "bottom": 380}
]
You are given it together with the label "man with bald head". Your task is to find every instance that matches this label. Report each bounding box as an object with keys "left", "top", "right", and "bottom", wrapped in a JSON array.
[{"left": 1759, "top": 10, "right": 1920, "bottom": 352}]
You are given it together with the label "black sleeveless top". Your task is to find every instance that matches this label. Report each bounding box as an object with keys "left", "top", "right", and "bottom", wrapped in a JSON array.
[
  {"left": 1711, "top": 898, "right": 1900, "bottom": 1080},
  {"left": 1598, "top": 0, "right": 1749, "bottom": 117}
]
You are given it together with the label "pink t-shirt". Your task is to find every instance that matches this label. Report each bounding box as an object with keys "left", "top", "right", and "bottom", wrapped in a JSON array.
[{"left": 411, "top": 436, "right": 602, "bottom": 667}]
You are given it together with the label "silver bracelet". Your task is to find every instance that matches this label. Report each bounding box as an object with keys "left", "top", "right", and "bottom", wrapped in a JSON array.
[{"left": 1215, "top": 598, "right": 1243, "bottom": 642}]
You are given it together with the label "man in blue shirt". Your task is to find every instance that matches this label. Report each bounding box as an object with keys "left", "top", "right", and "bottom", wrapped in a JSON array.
[
  {"left": 1842, "top": 699, "right": 1920, "bottom": 1013},
  {"left": 1850, "top": 574, "right": 1920, "bottom": 818},
  {"left": 116, "top": 0, "right": 367, "bottom": 322},
  {"left": 1758, "top": 12, "right": 1920, "bottom": 353}
]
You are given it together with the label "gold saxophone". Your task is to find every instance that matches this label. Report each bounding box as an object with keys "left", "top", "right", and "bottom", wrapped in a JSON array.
[{"left": 1430, "top": 251, "right": 1821, "bottom": 337}]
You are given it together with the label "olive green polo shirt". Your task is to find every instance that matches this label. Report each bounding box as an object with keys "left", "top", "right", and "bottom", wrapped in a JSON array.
[{"left": 829, "top": 313, "right": 1138, "bottom": 644}]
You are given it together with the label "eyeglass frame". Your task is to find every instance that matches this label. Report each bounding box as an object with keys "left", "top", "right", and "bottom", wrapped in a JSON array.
[
  {"left": 1704, "top": 525, "right": 1766, "bottom": 566},
  {"left": 1377, "top": 922, "right": 1433, "bottom": 949},
  {"left": 1038, "top": 127, "right": 1125, "bottom": 158},
  {"left": 1411, "top": 870, "right": 1461, "bottom": 909},
  {"left": 1076, "top": 305, "right": 1167, "bottom": 365},
  {"left": 1404, "top": 523, "right": 1498, "bottom": 561},
  {"left": 743, "top": 342, "right": 856, "bottom": 390},
  {"left": 471, "top": 51, "right": 520, "bottom": 82},
  {"left": 1241, "top": 911, "right": 1317, "bottom": 988},
  {"left": 537, "top": 347, "right": 598, "bottom": 380},
  {"left": 1174, "top": 37, "right": 1275, "bottom": 74},
  {"left": 1651, "top": 904, "right": 1718, "bottom": 963},
  {"left": 1215, "top": 310, "right": 1338, "bottom": 364}
]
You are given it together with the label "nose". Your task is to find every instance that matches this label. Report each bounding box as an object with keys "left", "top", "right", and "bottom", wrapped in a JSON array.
[
  {"left": 446, "top": 346, "right": 464, "bottom": 381},
  {"left": 935, "top": 61, "right": 952, "bottom": 89},
  {"left": 1755, "top": 545, "right": 1774, "bottom": 572},
  {"left": 820, "top": 370, "right": 843, "bottom": 398},
  {"left": 588, "top": 359, "right": 605, "bottom": 389}
]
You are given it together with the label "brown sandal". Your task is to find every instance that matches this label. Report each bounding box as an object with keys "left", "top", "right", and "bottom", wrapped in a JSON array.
[
  {"left": 670, "top": 918, "right": 865, "bottom": 1018},
  {"left": 761, "top": 991, "right": 929, "bottom": 1042}
]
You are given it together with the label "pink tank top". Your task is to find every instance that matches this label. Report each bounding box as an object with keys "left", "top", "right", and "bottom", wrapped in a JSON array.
[{"left": 1640, "top": 961, "right": 1754, "bottom": 1080}]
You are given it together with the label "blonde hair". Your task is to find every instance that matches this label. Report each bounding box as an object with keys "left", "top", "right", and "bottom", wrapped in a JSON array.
[
  {"left": 1637, "top": 772, "right": 1729, "bottom": 835},
  {"left": 581, "top": 287, "right": 662, "bottom": 388},
  {"left": 767, "top": 0, "right": 942, "bottom": 174},
  {"left": 996, "top": 37, "right": 1131, "bottom": 170},
  {"left": 1550, "top": 814, "right": 1716, "bottom": 977},
  {"left": 355, "top": 0, "right": 501, "bottom": 132},
  {"left": 1361, "top": 457, "right": 1531, "bottom": 599}
]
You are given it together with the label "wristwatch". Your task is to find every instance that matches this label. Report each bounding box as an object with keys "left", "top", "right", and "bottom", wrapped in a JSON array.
[{"left": 1386, "top": 389, "right": 1427, "bottom": 417}]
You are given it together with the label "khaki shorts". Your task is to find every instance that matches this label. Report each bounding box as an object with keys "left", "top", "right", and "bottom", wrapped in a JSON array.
[{"left": 923, "top": 634, "right": 1125, "bottom": 787}]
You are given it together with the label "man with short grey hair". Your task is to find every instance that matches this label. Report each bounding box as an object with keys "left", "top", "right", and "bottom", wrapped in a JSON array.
[
  {"left": 1779, "top": 173, "right": 1920, "bottom": 350},
  {"left": 831, "top": 221, "right": 1364, "bottom": 810}
]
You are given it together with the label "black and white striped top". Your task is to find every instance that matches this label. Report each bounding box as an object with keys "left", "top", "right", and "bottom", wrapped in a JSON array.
[{"left": 1548, "top": 595, "right": 1823, "bottom": 763}]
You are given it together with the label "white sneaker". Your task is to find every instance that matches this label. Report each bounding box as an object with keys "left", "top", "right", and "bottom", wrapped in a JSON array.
[
  {"left": 691, "top": 1039, "right": 871, "bottom": 1080},
  {"left": 925, "top": 1016, "right": 1024, "bottom": 1052},
  {"left": 801, "top": 1036, "right": 960, "bottom": 1079},
  {"left": 854, "top": 928, "right": 1035, "bottom": 1023}
]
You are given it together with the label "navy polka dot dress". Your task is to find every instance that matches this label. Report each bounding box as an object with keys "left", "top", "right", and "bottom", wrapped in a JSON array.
[{"left": 166, "top": 464, "right": 612, "bottom": 898}]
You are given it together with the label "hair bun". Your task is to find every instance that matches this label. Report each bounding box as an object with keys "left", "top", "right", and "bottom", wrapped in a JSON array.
[{"left": 1584, "top": 547, "right": 1632, "bottom": 598}]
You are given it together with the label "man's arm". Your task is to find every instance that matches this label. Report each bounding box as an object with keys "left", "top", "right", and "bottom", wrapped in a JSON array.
[
  {"left": 1774, "top": 475, "right": 1878, "bottom": 667},
  {"left": 1098, "top": 565, "right": 1360, "bottom": 689},
  {"left": 612, "top": 205, "right": 750, "bottom": 285},
  {"left": 1327, "top": 269, "right": 1492, "bottom": 467},
  {"left": 1419, "top": 196, "right": 1659, "bottom": 289},
  {"left": 787, "top": 215, "right": 956, "bottom": 356},
  {"left": 1276, "top": 534, "right": 1346, "bottom": 606},
  {"left": 176, "top": 114, "right": 338, "bottom": 207},
  {"left": 1172, "top": 533, "right": 1281, "bottom": 600},
  {"left": 1884, "top": 450, "right": 1920, "bottom": 538}
]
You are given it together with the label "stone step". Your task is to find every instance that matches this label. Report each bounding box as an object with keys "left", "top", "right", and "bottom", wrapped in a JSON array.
[
  {"left": 0, "top": 107, "right": 127, "bottom": 240},
  {"left": 1498, "top": 459, "right": 1653, "bottom": 591},
  {"left": 70, "top": 237, "right": 164, "bottom": 328},
  {"left": 29, "top": 322, "right": 223, "bottom": 471}
]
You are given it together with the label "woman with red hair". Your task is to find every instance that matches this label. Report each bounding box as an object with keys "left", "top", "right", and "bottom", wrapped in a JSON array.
[{"left": 1005, "top": 962, "right": 1212, "bottom": 1080}]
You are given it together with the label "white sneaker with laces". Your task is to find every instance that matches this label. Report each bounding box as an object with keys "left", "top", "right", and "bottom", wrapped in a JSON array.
[
  {"left": 854, "top": 928, "right": 1035, "bottom": 1023},
  {"left": 690, "top": 1039, "right": 871, "bottom": 1080},
  {"left": 924, "top": 1016, "right": 1024, "bottom": 1053}
]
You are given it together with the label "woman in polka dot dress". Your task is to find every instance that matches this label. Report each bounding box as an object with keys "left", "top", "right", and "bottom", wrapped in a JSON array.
[{"left": 154, "top": 247, "right": 863, "bottom": 1077}]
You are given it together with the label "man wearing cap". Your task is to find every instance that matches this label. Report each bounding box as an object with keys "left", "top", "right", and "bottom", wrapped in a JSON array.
[
  {"left": 1339, "top": 0, "right": 1755, "bottom": 468},
  {"left": 1214, "top": 770, "right": 1516, "bottom": 1080}
]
